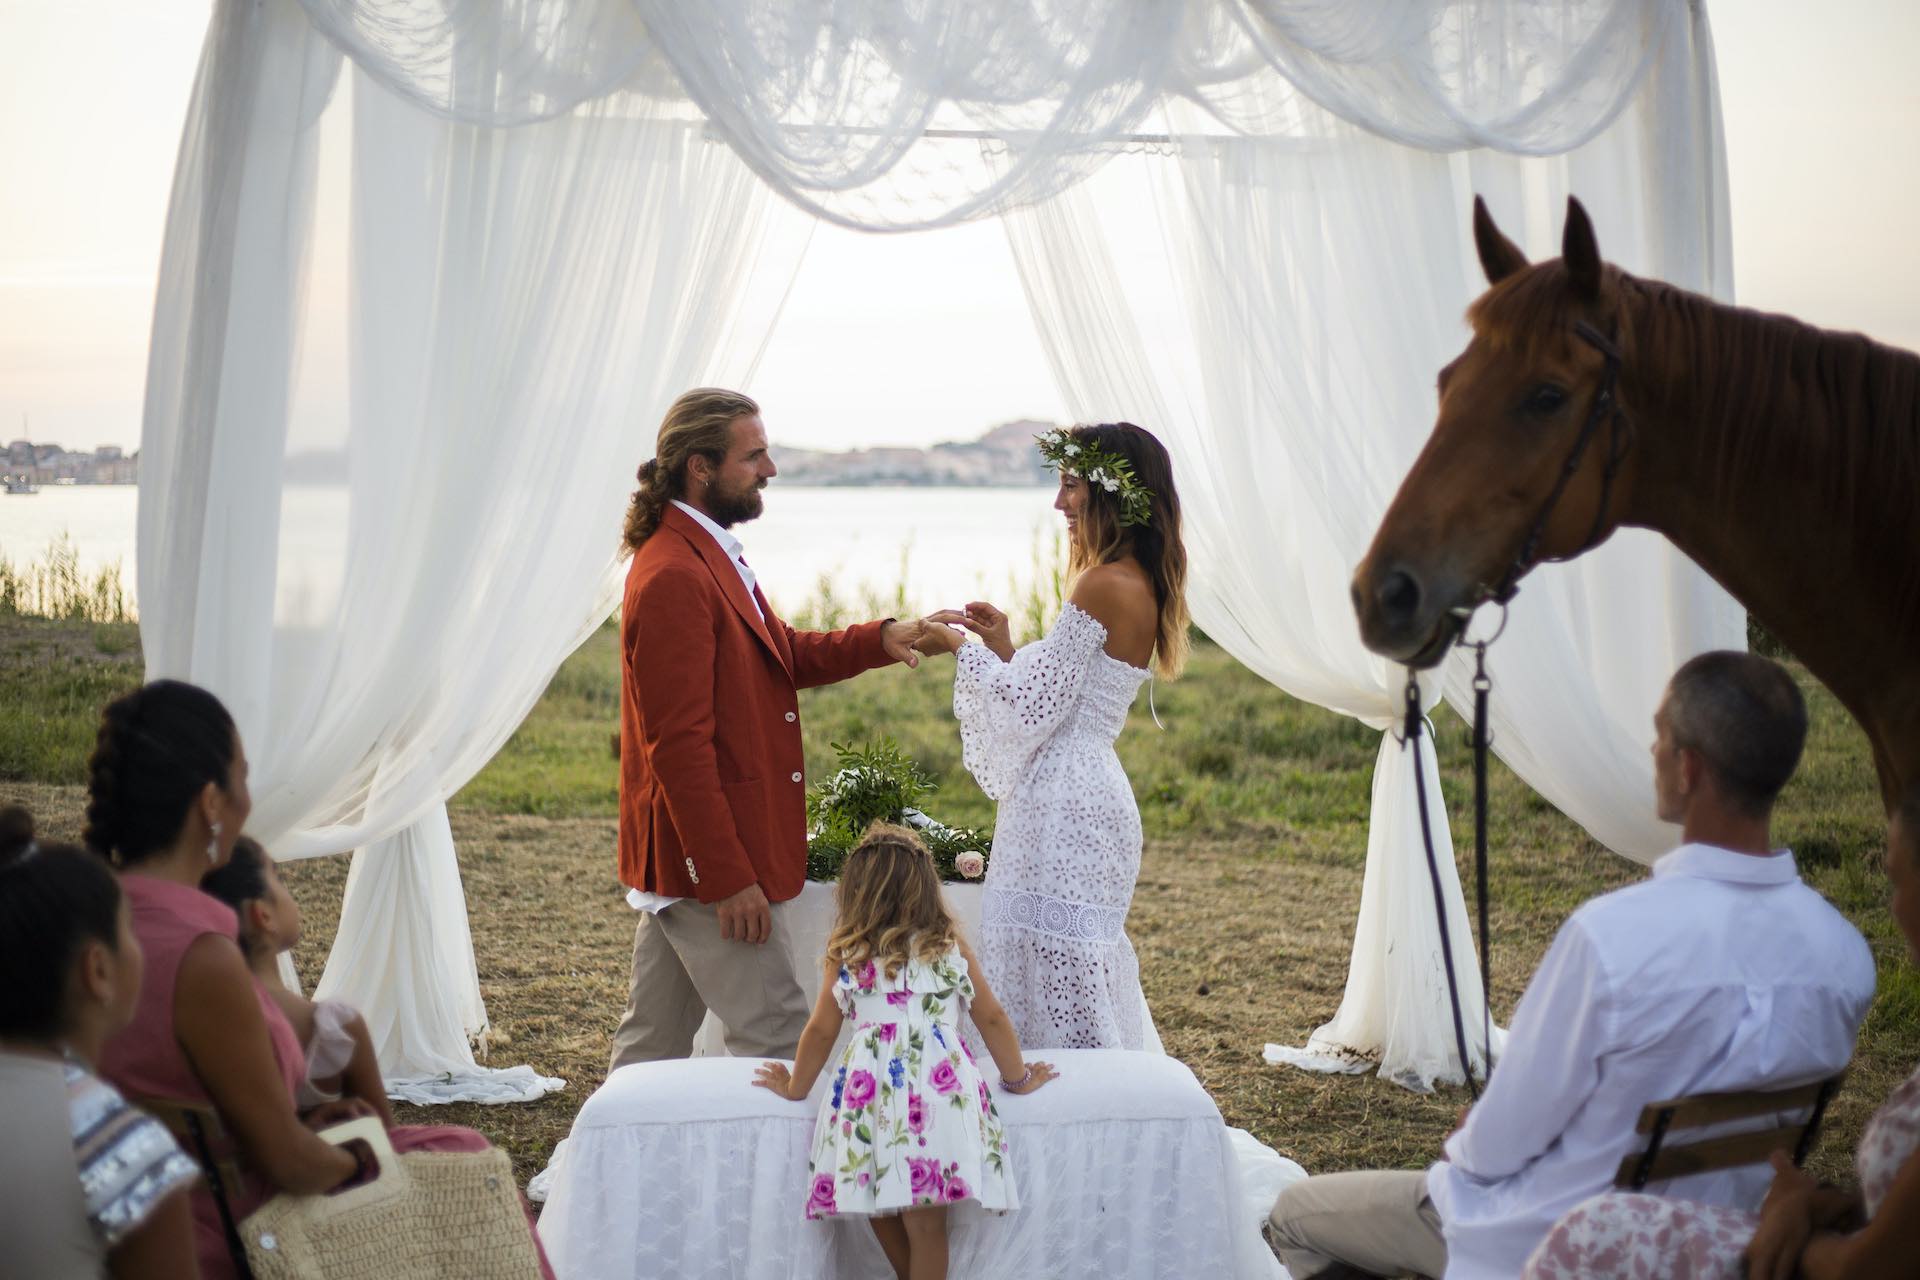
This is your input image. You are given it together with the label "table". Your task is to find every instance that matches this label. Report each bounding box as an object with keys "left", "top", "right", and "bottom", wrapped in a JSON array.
[{"left": 538, "top": 1050, "right": 1292, "bottom": 1279}]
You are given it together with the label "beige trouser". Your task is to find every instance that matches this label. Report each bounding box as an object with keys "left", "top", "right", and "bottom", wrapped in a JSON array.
[
  {"left": 607, "top": 898, "right": 810, "bottom": 1072},
  {"left": 1267, "top": 1170, "right": 1447, "bottom": 1280}
]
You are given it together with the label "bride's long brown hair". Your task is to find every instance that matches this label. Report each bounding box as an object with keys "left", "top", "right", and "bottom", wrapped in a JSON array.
[
  {"left": 1064, "top": 422, "right": 1191, "bottom": 678},
  {"left": 824, "top": 823, "right": 960, "bottom": 981}
]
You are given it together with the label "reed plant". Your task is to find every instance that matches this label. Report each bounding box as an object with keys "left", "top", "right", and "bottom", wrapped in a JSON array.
[{"left": 0, "top": 534, "right": 134, "bottom": 623}]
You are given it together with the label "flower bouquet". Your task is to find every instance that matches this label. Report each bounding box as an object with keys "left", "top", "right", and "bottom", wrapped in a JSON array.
[{"left": 805, "top": 738, "right": 992, "bottom": 883}]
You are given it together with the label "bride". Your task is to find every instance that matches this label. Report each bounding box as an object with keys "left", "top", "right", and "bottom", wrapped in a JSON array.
[{"left": 919, "top": 423, "right": 1188, "bottom": 1050}]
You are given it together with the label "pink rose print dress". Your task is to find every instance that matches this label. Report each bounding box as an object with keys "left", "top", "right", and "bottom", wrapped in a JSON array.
[
  {"left": 1523, "top": 1062, "right": 1920, "bottom": 1278},
  {"left": 803, "top": 944, "right": 1018, "bottom": 1220}
]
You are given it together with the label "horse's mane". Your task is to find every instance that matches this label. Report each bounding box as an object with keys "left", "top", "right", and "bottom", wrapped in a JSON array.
[{"left": 1472, "top": 263, "right": 1920, "bottom": 611}]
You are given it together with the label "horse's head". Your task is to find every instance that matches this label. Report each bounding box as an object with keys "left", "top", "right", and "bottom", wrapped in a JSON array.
[{"left": 1352, "top": 196, "right": 1635, "bottom": 667}]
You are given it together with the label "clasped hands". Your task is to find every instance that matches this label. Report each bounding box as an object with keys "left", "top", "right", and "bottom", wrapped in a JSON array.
[{"left": 881, "top": 601, "right": 1016, "bottom": 666}]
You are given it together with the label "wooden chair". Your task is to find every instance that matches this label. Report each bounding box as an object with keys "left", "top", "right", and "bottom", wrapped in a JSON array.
[
  {"left": 133, "top": 1095, "right": 255, "bottom": 1278},
  {"left": 1614, "top": 1073, "right": 1845, "bottom": 1191}
]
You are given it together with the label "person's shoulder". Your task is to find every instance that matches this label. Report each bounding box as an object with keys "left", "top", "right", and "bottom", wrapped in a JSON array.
[{"left": 1068, "top": 561, "right": 1153, "bottom": 627}]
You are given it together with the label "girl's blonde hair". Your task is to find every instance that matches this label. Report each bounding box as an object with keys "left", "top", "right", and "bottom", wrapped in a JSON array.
[
  {"left": 1063, "top": 423, "right": 1191, "bottom": 678},
  {"left": 824, "top": 822, "right": 959, "bottom": 980}
]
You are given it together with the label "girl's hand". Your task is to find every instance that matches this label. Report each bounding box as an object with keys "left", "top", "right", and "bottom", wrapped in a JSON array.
[
  {"left": 1742, "top": 1151, "right": 1819, "bottom": 1280},
  {"left": 1002, "top": 1060, "right": 1059, "bottom": 1095},
  {"left": 753, "top": 1061, "right": 802, "bottom": 1101}
]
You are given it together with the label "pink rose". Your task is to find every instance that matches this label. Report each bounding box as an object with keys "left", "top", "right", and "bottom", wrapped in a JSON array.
[
  {"left": 955, "top": 850, "right": 985, "bottom": 879},
  {"left": 943, "top": 1173, "right": 970, "bottom": 1202},
  {"left": 844, "top": 1069, "right": 876, "bottom": 1109},
  {"left": 908, "top": 1157, "right": 944, "bottom": 1203},
  {"left": 886, "top": 991, "right": 911, "bottom": 1007},
  {"left": 907, "top": 1092, "right": 928, "bottom": 1133},
  {"left": 930, "top": 1059, "right": 960, "bottom": 1095},
  {"left": 806, "top": 1174, "right": 837, "bottom": 1219},
  {"left": 858, "top": 961, "right": 878, "bottom": 990},
  {"left": 876, "top": 1023, "right": 896, "bottom": 1042},
  {"left": 978, "top": 1080, "right": 991, "bottom": 1111}
]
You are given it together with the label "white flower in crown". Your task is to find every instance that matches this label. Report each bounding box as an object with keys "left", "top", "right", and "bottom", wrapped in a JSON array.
[
  {"left": 1101, "top": 476, "right": 1120, "bottom": 492},
  {"left": 1063, "top": 443, "right": 1080, "bottom": 456}
]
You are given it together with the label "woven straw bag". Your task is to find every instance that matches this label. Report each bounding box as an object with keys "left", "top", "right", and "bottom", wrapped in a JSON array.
[{"left": 240, "top": 1117, "right": 542, "bottom": 1279}]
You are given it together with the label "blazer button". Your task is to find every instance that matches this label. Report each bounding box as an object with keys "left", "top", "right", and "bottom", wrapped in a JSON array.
[
  {"left": 790, "top": 771, "right": 803, "bottom": 783},
  {"left": 784, "top": 711, "right": 796, "bottom": 723}
]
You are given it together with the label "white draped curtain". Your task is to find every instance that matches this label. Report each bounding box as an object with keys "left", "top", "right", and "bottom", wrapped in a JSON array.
[{"left": 141, "top": 0, "right": 1739, "bottom": 1097}]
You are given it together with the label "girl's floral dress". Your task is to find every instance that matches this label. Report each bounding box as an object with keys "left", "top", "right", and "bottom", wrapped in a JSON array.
[{"left": 803, "top": 944, "right": 1018, "bottom": 1220}]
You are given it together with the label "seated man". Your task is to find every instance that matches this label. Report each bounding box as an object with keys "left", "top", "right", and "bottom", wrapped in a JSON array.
[{"left": 1267, "top": 651, "right": 1876, "bottom": 1280}]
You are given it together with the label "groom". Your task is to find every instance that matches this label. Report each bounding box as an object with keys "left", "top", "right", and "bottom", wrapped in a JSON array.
[{"left": 609, "top": 387, "right": 936, "bottom": 1070}]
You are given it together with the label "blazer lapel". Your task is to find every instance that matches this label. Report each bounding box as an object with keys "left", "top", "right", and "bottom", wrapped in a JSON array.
[{"left": 662, "top": 505, "right": 791, "bottom": 678}]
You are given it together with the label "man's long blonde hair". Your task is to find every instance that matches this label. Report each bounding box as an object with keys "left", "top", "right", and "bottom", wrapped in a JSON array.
[
  {"left": 824, "top": 823, "right": 959, "bottom": 980},
  {"left": 622, "top": 388, "right": 760, "bottom": 551}
]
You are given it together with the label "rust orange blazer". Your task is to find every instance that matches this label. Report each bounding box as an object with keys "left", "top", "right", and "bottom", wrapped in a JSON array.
[{"left": 618, "top": 503, "right": 894, "bottom": 905}]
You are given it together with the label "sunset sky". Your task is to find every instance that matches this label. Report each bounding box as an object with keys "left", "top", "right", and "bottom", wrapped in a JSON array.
[{"left": 2, "top": 0, "right": 1916, "bottom": 454}]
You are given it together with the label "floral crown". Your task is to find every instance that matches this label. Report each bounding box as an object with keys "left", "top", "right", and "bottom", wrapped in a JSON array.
[{"left": 1036, "top": 427, "right": 1153, "bottom": 528}]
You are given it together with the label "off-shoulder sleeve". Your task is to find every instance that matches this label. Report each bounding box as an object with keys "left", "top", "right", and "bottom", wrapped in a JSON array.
[{"left": 952, "top": 603, "right": 1106, "bottom": 799}]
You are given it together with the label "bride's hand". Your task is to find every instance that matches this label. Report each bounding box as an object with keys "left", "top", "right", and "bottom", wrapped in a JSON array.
[
  {"left": 910, "top": 618, "right": 966, "bottom": 656},
  {"left": 936, "top": 601, "right": 1013, "bottom": 661}
]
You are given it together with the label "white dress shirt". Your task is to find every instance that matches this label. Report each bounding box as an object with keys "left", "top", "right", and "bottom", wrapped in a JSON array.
[
  {"left": 1427, "top": 843, "right": 1875, "bottom": 1280},
  {"left": 627, "top": 501, "right": 766, "bottom": 917}
]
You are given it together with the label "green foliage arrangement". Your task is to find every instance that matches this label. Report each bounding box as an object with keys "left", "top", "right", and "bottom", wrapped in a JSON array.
[{"left": 804, "top": 738, "right": 992, "bottom": 883}]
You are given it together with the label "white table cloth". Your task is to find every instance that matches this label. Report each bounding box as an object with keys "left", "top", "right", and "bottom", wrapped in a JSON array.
[{"left": 538, "top": 1049, "right": 1293, "bottom": 1279}]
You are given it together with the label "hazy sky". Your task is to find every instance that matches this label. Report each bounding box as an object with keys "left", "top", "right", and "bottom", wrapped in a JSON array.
[{"left": 3, "top": 0, "right": 1917, "bottom": 453}]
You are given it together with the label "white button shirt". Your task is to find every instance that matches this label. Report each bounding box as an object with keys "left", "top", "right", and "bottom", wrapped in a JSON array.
[
  {"left": 1427, "top": 843, "right": 1875, "bottom": 1280},
  {"left": 628, "top": 501, "right": 767, "bottom": 917}
]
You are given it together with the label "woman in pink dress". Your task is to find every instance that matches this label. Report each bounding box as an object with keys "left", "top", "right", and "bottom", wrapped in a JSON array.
[
  {"left": 87, "top": 679, "right": 551, "bottom": 1279},
  {"left": 1524, "top": 789, "right": 1920, "bottom": 1280}
]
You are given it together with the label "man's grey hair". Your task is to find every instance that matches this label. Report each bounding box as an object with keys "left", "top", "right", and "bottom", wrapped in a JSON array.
[{"left": 1663, "top": 651, "right": 1808, "bottom": 818}]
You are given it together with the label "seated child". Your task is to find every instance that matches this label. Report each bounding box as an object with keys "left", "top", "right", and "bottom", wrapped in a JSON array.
[
  {"left": 200, "top": 837, "right": 394, "bottom": 1127},
  {"left": 752, "top": 822, "right": 1058, "bottom": 1280}
]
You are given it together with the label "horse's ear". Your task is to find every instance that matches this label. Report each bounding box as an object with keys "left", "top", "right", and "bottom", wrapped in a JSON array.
[
  {"left": 1473, "top": 196, "right": 1528, "bottom": 286},
  {"left": 1563, "top": 197, "right": 1602, "bottom": 300}
]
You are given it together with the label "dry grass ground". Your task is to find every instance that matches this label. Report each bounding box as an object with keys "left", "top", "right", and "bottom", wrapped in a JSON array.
[{"left": 3, "top": 615, "right": 1910, "bottom": 1195}]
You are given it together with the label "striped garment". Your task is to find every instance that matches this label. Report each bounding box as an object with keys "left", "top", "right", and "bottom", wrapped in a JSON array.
[{"left": 64, "top": 1057, "right": 201, "bottom": 1247}]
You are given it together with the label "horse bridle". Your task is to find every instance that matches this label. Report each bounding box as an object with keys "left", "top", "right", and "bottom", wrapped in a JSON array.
[
  {"left": 1404, "top": 316, "right": 1633, "bottom": 1099},
  {"left": 1478, "top": 318, "right": 1633, "bottom": 610}
]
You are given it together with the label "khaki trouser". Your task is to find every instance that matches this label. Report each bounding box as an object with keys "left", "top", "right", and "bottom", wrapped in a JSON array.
[
  {"left": 607, "top": 898, "right": 811, "bottom": 1072},
  {"left": 1267, "top": 1170, "right": 1448, "bottom": 1280}
]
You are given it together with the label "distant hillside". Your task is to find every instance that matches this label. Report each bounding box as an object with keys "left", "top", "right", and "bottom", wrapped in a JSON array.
[{"left": 771, "top": 419, "right": 1055, "bottom": 487}]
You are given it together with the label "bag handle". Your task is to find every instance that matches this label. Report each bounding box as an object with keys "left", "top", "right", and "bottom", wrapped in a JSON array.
[{"left": 312, "top": 1115, "right": 410, "bottom": 1208}]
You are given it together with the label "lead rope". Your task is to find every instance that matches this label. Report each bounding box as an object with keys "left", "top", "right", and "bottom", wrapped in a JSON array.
[
  {"left": 1404, "top": 673, "right": 1481, "bottom": 1100},
  {"left": 1471, "top": 642, "right": 1494, "bottom": 1077}
]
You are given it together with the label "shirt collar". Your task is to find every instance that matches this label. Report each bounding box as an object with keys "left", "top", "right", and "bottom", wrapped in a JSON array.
[
  {"left": 671, "top": 499, "right": 745, "bottom": 561},
  {"left": 1652, "top": 842, "right": 1799, "bottom": 886}
]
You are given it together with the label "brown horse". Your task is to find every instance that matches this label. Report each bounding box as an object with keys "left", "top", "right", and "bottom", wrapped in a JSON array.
[{"left": 1352, "top": 196, "right": 1920, "bottom": 808}]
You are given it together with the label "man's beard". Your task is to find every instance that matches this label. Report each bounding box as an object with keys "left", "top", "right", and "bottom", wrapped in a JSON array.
[{"left": 706, "top": 477, "right": 766, "bottom": 528}]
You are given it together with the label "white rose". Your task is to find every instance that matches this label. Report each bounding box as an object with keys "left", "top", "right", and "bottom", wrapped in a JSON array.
[{"left": 955, "top": 850, "right": 986, "bottom": 879}]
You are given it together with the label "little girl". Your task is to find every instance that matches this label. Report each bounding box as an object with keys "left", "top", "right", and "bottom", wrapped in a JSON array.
[
  {"left": 200, "top": 837, "right": 395, "bottom": 1127},
  {"left": 754, "top": 822, "right": 1057, "bottom": 1280}
]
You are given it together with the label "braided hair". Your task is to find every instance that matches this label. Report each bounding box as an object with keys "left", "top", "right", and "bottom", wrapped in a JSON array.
[
  {"left": 621, "top": 388, "right": 759, "bottom": 551},
  {"left": 0, "top": 807, "right": 126, "bottom": 1041},
  {"left": 85, "top": 680, "right": 239, "bottom": 867}
]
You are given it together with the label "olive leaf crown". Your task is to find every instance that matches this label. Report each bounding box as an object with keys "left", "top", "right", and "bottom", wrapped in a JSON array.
[{"left": 1036, "top": 427, "right": 1153, "bottom": 528}]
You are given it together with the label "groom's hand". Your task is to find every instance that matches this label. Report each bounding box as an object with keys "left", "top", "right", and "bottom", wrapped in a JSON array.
[
  {"left": 880, "top": 619, "right": 924, "bottom": 669},
  {"left": 716, "top": 882, "right": 772, "bottom": 944}
]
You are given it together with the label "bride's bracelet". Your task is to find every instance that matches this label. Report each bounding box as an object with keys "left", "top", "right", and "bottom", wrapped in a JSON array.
[{"left": 1000, "top": 1066, "right": 1033, "bottom": 1091}]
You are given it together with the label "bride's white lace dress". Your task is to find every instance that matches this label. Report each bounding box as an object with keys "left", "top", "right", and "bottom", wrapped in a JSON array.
[{"left": 953, "top": 602, "right": 1151, "bottom": 1049}]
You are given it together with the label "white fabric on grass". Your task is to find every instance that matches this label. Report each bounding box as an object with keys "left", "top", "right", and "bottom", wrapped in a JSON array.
[
  {"left": 1000, "top": 1, "right": 1741, "bottom": 1088},
  {"left": 139, "top": 0, "right": 809, "bottom": 1101},
  {"left": 537, "top": 1051, "right": 1298, "bottom": 1280},
  {"left": 142, "top": 0, "right": 1736, "bottom": 1101}
]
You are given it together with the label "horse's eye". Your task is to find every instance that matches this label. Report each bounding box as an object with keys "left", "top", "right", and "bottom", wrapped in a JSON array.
[{"left": 1524, "top": 384, "right": 1569, "bottom": 416}]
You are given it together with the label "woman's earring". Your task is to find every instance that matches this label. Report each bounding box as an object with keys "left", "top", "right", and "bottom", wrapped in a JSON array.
[{"left": 207, "top": 819, "right": 222, "bottom": 864}]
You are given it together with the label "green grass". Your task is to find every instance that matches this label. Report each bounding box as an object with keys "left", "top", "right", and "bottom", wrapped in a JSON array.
[{"left": 0, "top": 619, "right": 142, "bottom": 780}]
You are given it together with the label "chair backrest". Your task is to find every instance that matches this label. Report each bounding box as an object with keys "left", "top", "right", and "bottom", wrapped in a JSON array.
[
  {"left": 1614, "top": 1073, "right": 1845, "bottom": 1191},
  {"left": 131, "top": 1095, "right": 256, "bottom": 1278}
]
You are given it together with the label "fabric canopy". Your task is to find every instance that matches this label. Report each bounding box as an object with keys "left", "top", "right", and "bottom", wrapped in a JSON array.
[{"left": 140, "top": 0, "right": 1737, "bottom": 1098}]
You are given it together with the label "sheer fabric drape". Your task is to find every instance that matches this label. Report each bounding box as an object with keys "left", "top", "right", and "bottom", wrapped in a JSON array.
[
  {"left": 142, "top": 0, "right": 1735, "bottom": 1098},
  {"left": 140, "top": 0, "right": 809, "bottom": 1099},
  {"left": 1000, "top": 1, "right": 1739, "bottom": 1088}
]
